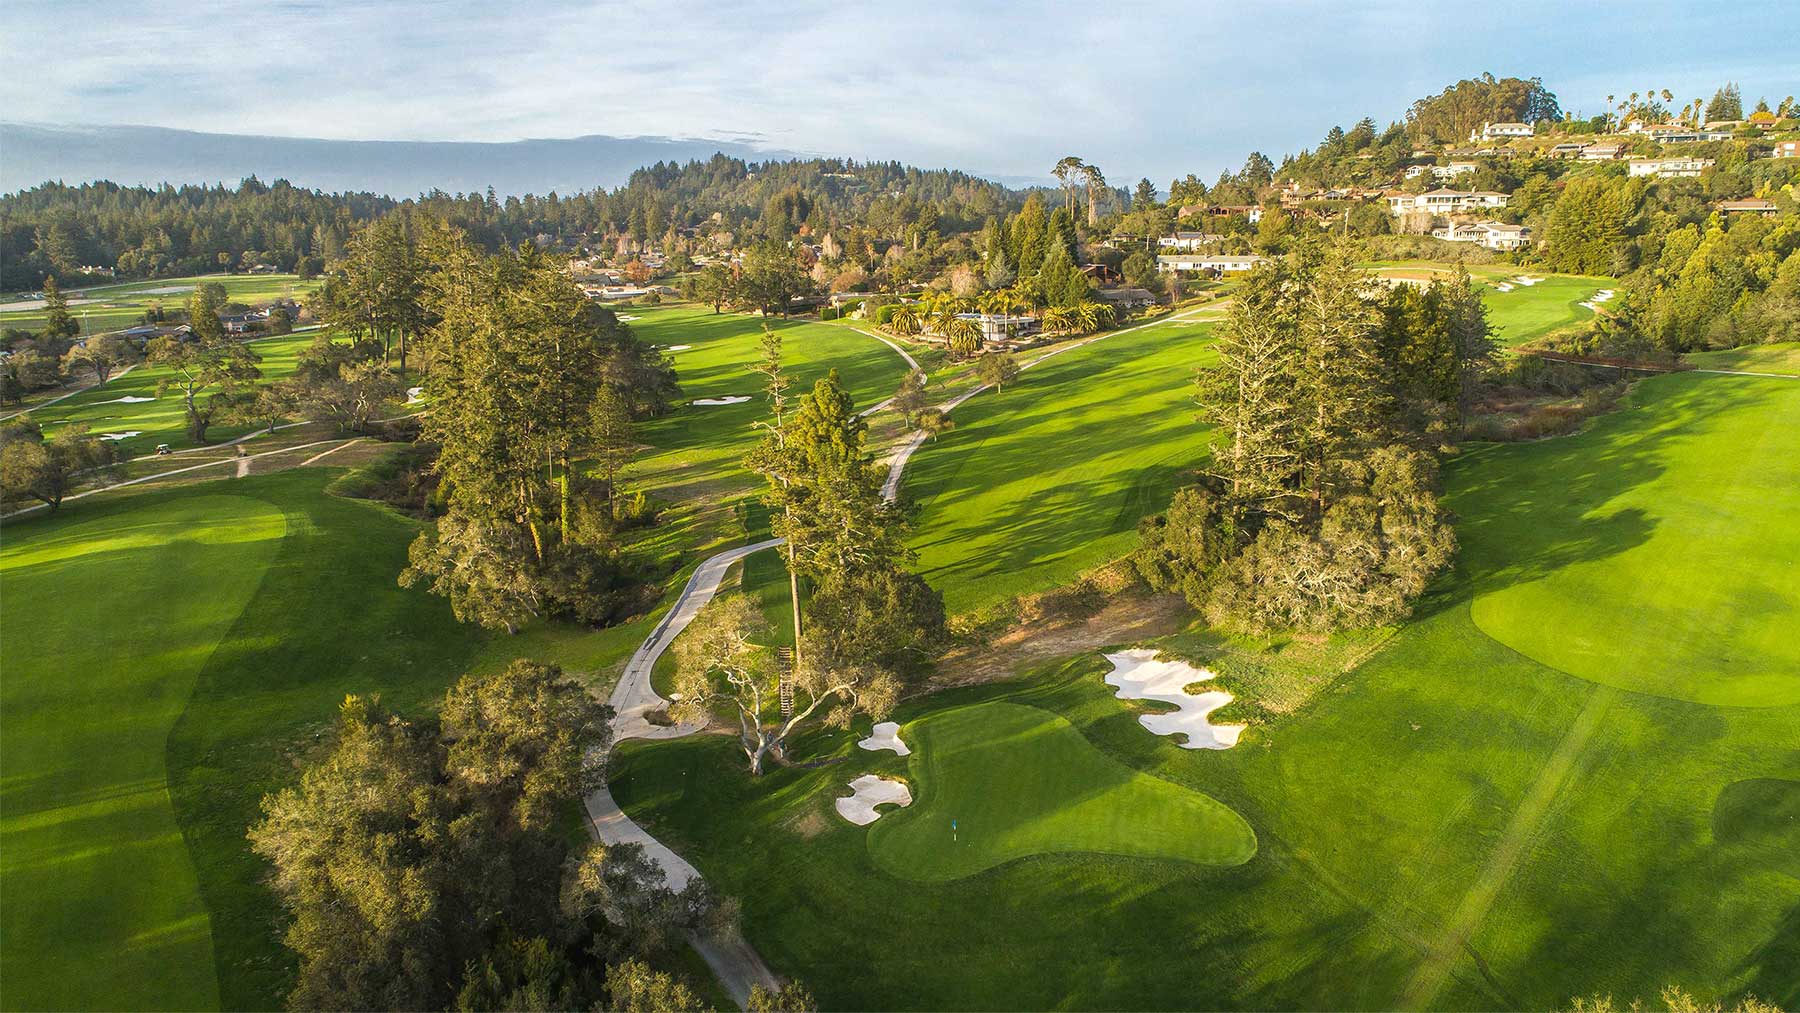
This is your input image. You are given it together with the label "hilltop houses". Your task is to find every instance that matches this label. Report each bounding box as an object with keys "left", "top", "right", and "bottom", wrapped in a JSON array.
[
  {"left": 1156, "top": 253, "right": 1267, "bottom": 275},
  {"left": 1157, "top": 231, "right": 1221, "bottom": 251},
  {"left": 1715, "top": 198, "right": 1780, "bottom": 216},
  {"left": 1386, "top": 189, "right": 1510, "bottom": 216},
  {"left": 1627, "top": 157, "right": 1714, "bottom": 178},
  {"left": 1476, "top": 121, "right": 1534, "bottom": 140},
  {"left": 1432, "top": 220, "right": 1532, "bottom": 251}
]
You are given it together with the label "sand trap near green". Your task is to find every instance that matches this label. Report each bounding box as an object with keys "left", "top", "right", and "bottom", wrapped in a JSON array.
[
  {"left": 0, "top": 495, "right": 287, "bottom": 1011},
  {"left": 1456, "top": 372, "right": 1800, "bottom": 707},
  {"left": 866, "top": 702, "right": 1255, "bottom": 882}
]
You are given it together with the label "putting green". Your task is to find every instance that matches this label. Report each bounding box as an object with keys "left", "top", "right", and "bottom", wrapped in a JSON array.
[
  {"left": 1456, "top": 373, "right": 1800, "bottom": 707},
  {"left": 866, "top": 702, "right": 1255, "bottom": 882},
  {"left": 0, "top": 495, "right": 286, "bottom": 1011}
]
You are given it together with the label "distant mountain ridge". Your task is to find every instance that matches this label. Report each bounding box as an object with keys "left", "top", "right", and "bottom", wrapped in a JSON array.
[{"left": 0, "top": 123, "right": 812, "bottom": 199}]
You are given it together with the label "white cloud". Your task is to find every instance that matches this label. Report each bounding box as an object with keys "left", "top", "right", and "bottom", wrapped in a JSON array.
[{"left": 4, "top": 0, "right": 1795, "bottom": 185}]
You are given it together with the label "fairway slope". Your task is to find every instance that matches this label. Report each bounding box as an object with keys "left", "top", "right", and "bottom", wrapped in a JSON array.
[
  {"left": 1456, "top": 373, "right": 1800, "bottom": 707},
  {"left": 0, "top": 495, "right": 287, "bottom": 1011},
  {"left": 867, "top": 702, "right": 1255, "bottom": 882}
]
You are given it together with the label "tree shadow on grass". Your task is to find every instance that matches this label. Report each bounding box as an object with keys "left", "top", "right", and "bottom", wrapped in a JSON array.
[{"left": 1449, "top": 373, "right": 1791, "bottom": 600}]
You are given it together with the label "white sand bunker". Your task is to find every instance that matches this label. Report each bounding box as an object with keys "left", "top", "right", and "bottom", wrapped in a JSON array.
[
  {"left": 97, "top": 395, "right": 155, "bottom": 404},
  {"left": 406, "top": 386, "right": 425, "bottom": 404},
  {"left": 692, "top": 395, "right": 750, "bottom": 406},
  {"left": 835, "top": 774, "right": 912, "bottom": 825},
  {"left": 1514, "top": 275, "right": 1545, "bottom": 286},
  {"left": 1102, "top": 649, "right": 1246, "bottom": 750},
  {"left": 98, "top": 431, "right": 143, "bottom": 441},
  {"left": 858, "top": 721, "right": 911, "bottom": 756},
  {"left": 1493, "top": 282, "right": 1514, "bottom": 292},
  {"left": 663, "top": 343, "right": 692, "bottom": 351},
  {"left": 616, "top": 313, "right": 642, "bottom": 321}
]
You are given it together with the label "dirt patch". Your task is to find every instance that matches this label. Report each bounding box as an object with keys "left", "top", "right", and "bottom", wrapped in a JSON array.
[
  {"left": 787, "top": 808, "right": 830, "bottom": 840},
  {"left": 929, "top": 589, "right": 1189, "bottom": 691}
]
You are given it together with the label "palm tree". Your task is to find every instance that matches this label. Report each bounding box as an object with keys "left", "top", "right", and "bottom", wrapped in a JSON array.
[
  {"left": 888, "top": 306, "right": 921, "bottom": 336},
  {"left": 1088, "top": 301, "right": 1117, "bottom": 330},
  {"left": 944, "top": 316, "right": 981, "bottom": 358},
  {"left": 1041, "top": 306, "right": 1076, "bottom": 333}
]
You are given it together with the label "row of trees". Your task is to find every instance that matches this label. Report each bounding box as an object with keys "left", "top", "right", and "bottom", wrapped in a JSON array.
[{"left": 1136, "top": 244, "right": 1495, "bottom": 633}]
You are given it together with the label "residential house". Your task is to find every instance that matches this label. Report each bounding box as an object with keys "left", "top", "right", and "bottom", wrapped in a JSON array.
[
  {"left": 1627, "top": 157, "right": 1714, "bottom": 178},
  {"left": 1094, "top": 287, "right": 1159, "bottom": 310},
  {"left": 1157, "top": 231, "right": 1220, "bottom": 251},
  {"left": 118, "top": 324, "right": 194, "bottom": 347},
  {"left": 1478, "top": 121, "right": 1534, "bottom": 140},
  {"left": 1080, "top": 263, "right": 1124, "bottom": 286},
  {"left": 1748, "top": 110, "right": 1781, "bottom": 130},
  {"left": 1550, "top": 142, "right": 1589, "bottom": 158},
  {"left": 953, "top": 312, "right": 1040, "bottom": 343},
  {"left": 1646, "top": 125, "right": 1733, "bottom": 143},
  {"left": 1432, "top": 221, "right": 1532, "bottom": 251},
  {"left": 1715, "top": 198, "right": 1780, "bottom": 216},
  {"left": 1386, "top": 189, "right": 1510, "bottom": 216},
  {"left": 1771, "top": 140, "right": 1799, "bottom": 159},
  {"left": 1581, "top": 143, "right": 1627, "bottom": 160},
  {"left": 220, "top": 311, "right": 266, "bottom": 334},
  {"left": 1156, "top": 254, "right": 1267, "bottom": 275},
  {"left": 1431, "top": 161, "right": 1480, "bottom": 180}
]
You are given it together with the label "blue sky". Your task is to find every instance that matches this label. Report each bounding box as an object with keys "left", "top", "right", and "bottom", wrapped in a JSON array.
[{"left": 6, "top": 0, "right": 1796, "bottom": 187}]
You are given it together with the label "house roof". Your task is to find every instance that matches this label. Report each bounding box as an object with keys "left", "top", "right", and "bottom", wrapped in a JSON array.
[{"left": 1716, "top": 199, "right": 1778, "bottom": 210}]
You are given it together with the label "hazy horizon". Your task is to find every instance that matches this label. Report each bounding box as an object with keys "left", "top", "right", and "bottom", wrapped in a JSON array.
[{"left": 6, "top": 0, "right": 1795, "bottom": 197}]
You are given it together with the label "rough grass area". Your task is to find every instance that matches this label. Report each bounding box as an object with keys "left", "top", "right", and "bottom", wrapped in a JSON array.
[
  {"left": 1684, "top": 341, "right": 1800, "bottom": 375},
  {"left": 901, "top": 317, "right": 1220, "bottom": 615},
  {"left": 1456, "top": 372, "right": 1800, "bottom": 707},
  {"left": 867, "top": 701, "right": 1255, "bottom": 881}
]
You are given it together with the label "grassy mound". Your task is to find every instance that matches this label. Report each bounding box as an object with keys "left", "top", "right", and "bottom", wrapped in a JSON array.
[
  {"left": 867, "top": 702, "right": 1255, "bottom": 882},
  {"left": 0, "top": 494, "right": 286, "bottom": 1011},
  {"left": 902, "top": 317, "right": 1220, "bottom": 614},
  {"left": 1457, "top": 373, "right": 1800, "bottom": 707}
]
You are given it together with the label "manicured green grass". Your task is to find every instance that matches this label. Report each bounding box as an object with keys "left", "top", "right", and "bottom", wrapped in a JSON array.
[
  {"left": 1478, "top": 274, "right": 1612, "bottom": 347},
  {"left": 0, "top": 469, "right": 637, "bottom": 1009},
  {"left": 20, "top": 331, "right": 319, "bottom": 455},
  {"left": 0, "top": 447, "right": 781, "bottom": 1009},
  {"left": 868, "top": 701, "right": 1255, "bottom": 882},
  {"left": 625, "top": 305, "right": 911, "bottom": 502},
  {"left": 1685, "top": 341, "right": 1800, "bottom": 375},
  {"left": 615, "top": 369, "right": 1799, "bottom": 1010},
  {"left": 0, "top": 274, "right": 317, "bottom": 335},
  {"left": 0, "top": 494, "right": 286, "bottom": 1011},
  {"left": 1456, "top": 373, "right": 1800, "bottom": 707},
  {"left": 1365, "top": 261, "right": 1612, "bottom": 347},
  {"left": 901, "top": 318, "right": 1220, "bottom": 614}
]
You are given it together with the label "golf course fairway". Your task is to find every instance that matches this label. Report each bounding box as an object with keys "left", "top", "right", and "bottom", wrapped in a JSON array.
[
  {"left": 0, "top": 495, "right": 287, "bottom": 1011},
  {"left": 1456, "top": 372, "right": 1800, "bottom": 707},
  {"left": 866, "top": 702, "right": 1256, "bottom": 881}
]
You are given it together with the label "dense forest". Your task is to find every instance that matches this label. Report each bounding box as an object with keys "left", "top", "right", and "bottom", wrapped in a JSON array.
[{"left": 0, "top": 157, "right": 1022, "bottom": 290}]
